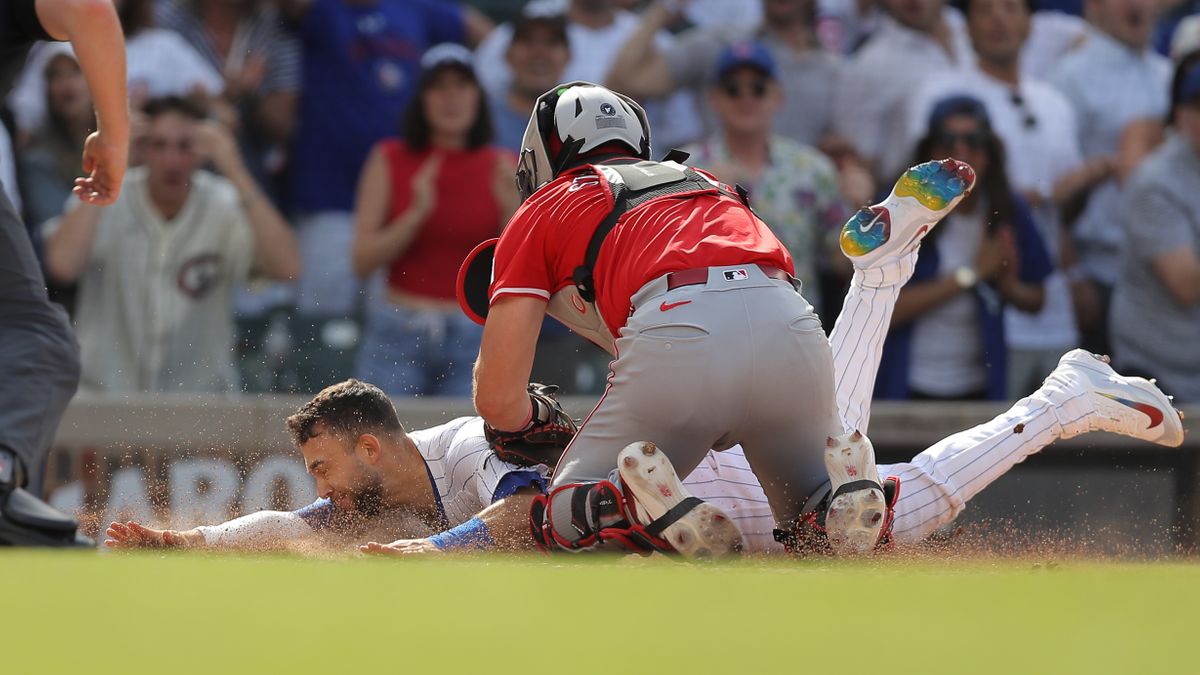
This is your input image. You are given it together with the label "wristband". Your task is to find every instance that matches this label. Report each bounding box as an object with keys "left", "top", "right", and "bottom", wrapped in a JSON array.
[{"left": 429, "top": 517, "right": 495, "bottom": 551}]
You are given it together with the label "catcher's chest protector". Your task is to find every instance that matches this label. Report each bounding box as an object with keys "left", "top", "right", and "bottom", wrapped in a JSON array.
[{"left": 545, "top": 159, "right": 748, "bottom": 354}]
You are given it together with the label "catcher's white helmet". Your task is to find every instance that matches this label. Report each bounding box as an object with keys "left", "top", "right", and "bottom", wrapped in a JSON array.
[{"left": 515, "top": 81, "right": 651, "bottom": 201}]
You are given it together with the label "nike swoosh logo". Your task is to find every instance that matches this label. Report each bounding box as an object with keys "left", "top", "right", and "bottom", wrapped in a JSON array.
[
  {"left": 659, "top": 300, "right": 692, "bottom": 312},
  {"left": 858, "top": 212, "right": 880, "bottom": 233},
  {"left": 1129, "top": 401, "right": 1165, "bottom": 429},
  {"left": 1101, "top": 393, "right": 1165, "bottom": 429}
]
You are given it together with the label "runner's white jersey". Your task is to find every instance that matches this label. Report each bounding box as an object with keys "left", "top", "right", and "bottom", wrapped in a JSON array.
[
  {"left": 411, "top": 416, "right": 551, "bottom": 526},
  {"left": 196, "top": 418, "right": 550, "bottom": 547}
]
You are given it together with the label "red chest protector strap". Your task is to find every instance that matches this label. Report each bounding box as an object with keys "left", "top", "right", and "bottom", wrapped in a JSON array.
[{"left": 571, "top": 152, "right": 752, "bottom": 303}]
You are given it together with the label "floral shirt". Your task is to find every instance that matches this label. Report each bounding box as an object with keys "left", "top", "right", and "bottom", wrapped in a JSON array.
[{"left": 685, "top": 135, "right": 848, "bottom": 309}]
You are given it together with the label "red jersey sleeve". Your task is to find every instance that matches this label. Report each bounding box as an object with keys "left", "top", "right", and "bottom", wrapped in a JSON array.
[{"left": 489, "top": 169, "right": 613, "bottom": 305}]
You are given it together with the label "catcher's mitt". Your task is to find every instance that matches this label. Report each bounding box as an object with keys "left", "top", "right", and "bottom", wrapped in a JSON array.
[{"left": 484, "top": 383, "right": 578, "bottom": 468}]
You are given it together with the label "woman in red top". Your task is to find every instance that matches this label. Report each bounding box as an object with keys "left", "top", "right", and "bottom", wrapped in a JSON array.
[{"left": 352, "top": 45, "right": 517, "bottom": 396}]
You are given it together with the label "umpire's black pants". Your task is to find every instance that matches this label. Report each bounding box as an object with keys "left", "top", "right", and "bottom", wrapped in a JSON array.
[{"left": 0, "top": 180, "right": 80, "bottom": 496}]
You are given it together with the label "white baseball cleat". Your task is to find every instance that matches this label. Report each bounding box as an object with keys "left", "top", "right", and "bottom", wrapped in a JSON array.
[
  {"left": 1043, "top": 349, "right": 1185, "bottom": 447},
  {"left": 823, "top": 431, "right": 887, "bottom": 555},
  {"left": 840, "top": 158, "right": 977, "bottom": 269},
  {"left": 617, "top": 442, "right": 744, "bottom": 558}
]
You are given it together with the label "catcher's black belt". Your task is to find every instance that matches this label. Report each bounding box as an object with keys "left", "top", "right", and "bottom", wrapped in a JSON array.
[{"left": 665, "top": 264, "right": 792, "bottom": 291}]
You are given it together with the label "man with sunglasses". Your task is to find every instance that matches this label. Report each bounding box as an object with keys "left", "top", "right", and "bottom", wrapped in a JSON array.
[
  {"left": 902, "top": 0, "right": 1106, "bottom": 399},
  {"left": 685, "top": 41, "right": 850, "bottom": 315},
  {"left": 457, "top": 80, "right": 977, "bottom": 557},
  {"left": 43, "top": 97, "right": 300, "bottom": 393}
]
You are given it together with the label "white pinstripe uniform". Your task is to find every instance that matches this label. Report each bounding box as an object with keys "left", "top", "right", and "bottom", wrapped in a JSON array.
[
  {"left": 683, "top": 251, "right": 1087, "bottom": 551},
  {"left": 408, "top": 417, "right": 551, "bottom": 526},
  {"left": 196, "top": 417, "right": 550, "bottom": 547},
  {"left": 196, "top": 256, "right": 1079, "bottom": 552},
  {"left": 194, "top": 364, "right": 1065, "bottom": 552}
]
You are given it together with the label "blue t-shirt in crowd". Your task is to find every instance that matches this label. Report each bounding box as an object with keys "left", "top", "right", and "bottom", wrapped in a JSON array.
[
  {"left": 485, "top": 96, "right": 577, "bottom": 343},
  {"left": 488, "top": 96, "right": 529, "bottom": 153},
  {"left": 288, "top": 0, "right": 465, "bottom": 213}
]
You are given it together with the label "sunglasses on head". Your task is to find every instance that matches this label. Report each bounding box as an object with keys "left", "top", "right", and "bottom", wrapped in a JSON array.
[
  {"left": 935, "top": 129, "right": 988, "bottom": 149},
  {"left": 719, "top": 78, "right": 769, "bottom": 99},
  {"left": 1009, "top": 92, "right": 1038, "bottom": 129}
]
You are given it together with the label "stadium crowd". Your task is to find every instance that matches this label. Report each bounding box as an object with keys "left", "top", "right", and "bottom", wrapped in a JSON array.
[{"left": 5, "top": 0, "right": 1199, "bottom": 403}]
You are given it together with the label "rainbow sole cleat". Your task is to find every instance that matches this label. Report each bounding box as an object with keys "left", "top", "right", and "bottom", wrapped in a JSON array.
[{"left": 840, "top": 158, "right": 976, "bottom": 268}]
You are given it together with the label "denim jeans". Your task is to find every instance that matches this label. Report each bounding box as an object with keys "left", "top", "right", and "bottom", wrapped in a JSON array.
[{"left": 355, "top": 297, "right": 483, "bottom": 397}]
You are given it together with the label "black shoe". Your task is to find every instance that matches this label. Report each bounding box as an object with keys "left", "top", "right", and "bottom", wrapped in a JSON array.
[{"left": 0, "top": 484, "right": 94, "bottom": 547}]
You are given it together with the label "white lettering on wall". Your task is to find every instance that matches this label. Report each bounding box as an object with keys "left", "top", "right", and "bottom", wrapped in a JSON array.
[
  {"left": 168, "top": 458, "right": 241, "bottom": 528},
  {"left": 242, "top": 456, "right": 317, "bottom": 512},
  {"left": 48, "top": 454, "right": 319, "bottom": 529},
  {"left": 101, "top": 468, "right": 154, "bottom": 527}
]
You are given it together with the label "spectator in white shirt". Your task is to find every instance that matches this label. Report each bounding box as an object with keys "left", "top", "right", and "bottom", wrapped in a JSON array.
[
  {"left": 904, "top": 0, "right": 1111, "bottom": 395},
  {"left": 489, "top": 8, "right": 572, "bottom": 152},
  {"left": 878, "top": 96, "right": 1052, "bottom": 401},
  {"left": 832, "top": 0, "right": 975, "bottom": 182},
  {"left": 475, "top": 0, "right": 703, "bottom": 149},
  {"left": 1047, "top": 0, "right": 1171, "bottom": 355},
  {"left": 605, "top": 0, "right": 846, "bottom": 150},
  {"left": 7, "top": 2, "right": 220, "bottom": 143},
  {"left": 43, "top": 97, "right": 300, "bottom": 393},
  {"left": 118, "top": 0, "right": 223, "bottom": 106}
]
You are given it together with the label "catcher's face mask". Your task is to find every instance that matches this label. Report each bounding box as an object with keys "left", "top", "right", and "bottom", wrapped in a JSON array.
[{"left": 514, "top": 81, "right": 651, "bottom": 202}]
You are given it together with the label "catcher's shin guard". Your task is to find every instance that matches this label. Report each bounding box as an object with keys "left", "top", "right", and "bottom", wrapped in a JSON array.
[
  {"left": 529, "top": 480, "right": 672, "bottom": 553},
  {"left": 529, "top": 442, "right": 745, "bottom": 557},
  {"left": 773, "top": 476, "right": 900, "bottom": 556}
]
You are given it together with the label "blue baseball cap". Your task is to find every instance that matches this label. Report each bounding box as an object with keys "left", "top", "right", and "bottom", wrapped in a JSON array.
[
  {"left": 927, "top": 95, "right": 993, "bottom": 132},
  {"left": 714, "top": 41, "right": 778, "bottom": 81}
]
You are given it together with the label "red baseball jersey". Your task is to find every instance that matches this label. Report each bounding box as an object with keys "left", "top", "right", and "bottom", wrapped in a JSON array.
[{"left": 489, "top": 162, "right": 794, "bottom": 351}]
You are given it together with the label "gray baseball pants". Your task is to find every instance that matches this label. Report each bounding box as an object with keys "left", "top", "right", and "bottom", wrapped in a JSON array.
[
  {"left": 549, "top": 264, "right": 840, "bottom": 526},
  {"left": 0, "top": 181, "right": 80, "bottom": 495}
]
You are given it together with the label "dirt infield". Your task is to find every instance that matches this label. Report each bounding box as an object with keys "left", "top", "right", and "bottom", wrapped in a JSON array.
[{"left": 6, "top": 548, "right": 1197, "bottom": 674}]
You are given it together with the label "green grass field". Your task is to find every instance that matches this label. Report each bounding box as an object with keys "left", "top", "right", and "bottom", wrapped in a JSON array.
[{"left": 4, "top": 550, "right": 1197, "bottom": 674}]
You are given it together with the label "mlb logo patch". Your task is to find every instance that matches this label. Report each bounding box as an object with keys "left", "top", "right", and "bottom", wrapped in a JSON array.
[{"left": 723, "top": 269, "right": 749, "bottom": 282}]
